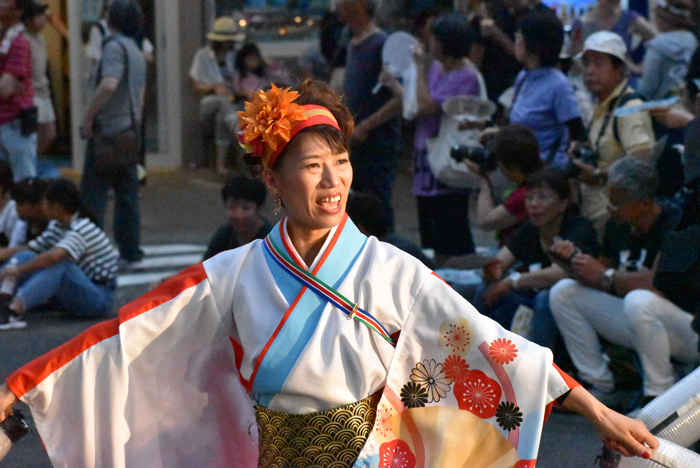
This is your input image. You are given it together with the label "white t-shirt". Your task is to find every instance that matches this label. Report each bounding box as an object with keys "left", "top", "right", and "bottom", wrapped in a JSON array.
[{"left": 0, "top": 199, "right": 19, "bottom": 246}]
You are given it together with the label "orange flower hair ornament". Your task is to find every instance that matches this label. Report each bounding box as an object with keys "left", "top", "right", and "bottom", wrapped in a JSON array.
[{"left": 237, "top": 84, "right": 341, "bottom": 168}]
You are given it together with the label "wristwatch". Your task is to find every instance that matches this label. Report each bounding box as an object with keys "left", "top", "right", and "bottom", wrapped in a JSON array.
[
  {"left": 600, "top": 268, "right": 615, "bottom": 292},
  {"left": 508, "top": 271, "right": 521, "bottom": 290}
]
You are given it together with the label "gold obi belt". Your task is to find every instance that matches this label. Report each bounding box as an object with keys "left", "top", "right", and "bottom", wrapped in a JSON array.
[{"left": 255, "top": 390, "right": 382, "bottom": 468}]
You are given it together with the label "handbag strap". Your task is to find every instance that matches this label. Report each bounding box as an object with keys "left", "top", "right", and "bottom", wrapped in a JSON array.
[{"left": 262, "top": 235, "right": 397, "bottom": 347}]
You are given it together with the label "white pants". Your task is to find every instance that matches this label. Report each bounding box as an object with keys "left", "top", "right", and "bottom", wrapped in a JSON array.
[{"left": 549, "top": 279, "right": 699, "bottom": 396}]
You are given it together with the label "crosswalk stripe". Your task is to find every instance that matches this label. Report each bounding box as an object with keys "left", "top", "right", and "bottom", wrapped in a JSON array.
[
  {"left": 117, "top": 245, "right": 207, "bottom": 287},
  {"left": 121, "top": 254, "right": 203, "bottom": 271},
  {"left": 141, "top": 245, "right": 206, "bottom": 256}
]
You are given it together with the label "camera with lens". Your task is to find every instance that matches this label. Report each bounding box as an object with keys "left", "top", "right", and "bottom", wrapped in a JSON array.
[
  {"left": 571, "top": 143, "right": 599, "bottom": 167},
  {"left": 451, "top": 145, "right": 498, "bottom": 173},
  {"left": 562, "top": 142, "right": 599, "bottom": 178}
]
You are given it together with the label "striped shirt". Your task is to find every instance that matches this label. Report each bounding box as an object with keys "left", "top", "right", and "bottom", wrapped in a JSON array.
[{"left": 28, "top": 215, "right": 119, "bottom": 283}]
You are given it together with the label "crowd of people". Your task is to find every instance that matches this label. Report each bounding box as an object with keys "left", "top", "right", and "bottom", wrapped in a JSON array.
[
  {"left": 1, "top": 0, "right": 700, "bottom": 464},
  {"left": 187, "top": 0, "right": 700, "bottom": 415}
]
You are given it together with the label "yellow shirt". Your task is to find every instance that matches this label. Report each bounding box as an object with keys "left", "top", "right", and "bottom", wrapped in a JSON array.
[
  {"left": 582, "top": 79, "right": 655, "bottom": 238},
  {"left": 587, "top": 79, "right": 655, "bottom": 170}
]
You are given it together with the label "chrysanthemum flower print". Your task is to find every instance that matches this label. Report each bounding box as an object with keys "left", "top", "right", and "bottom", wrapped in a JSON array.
[
  {"left": 410, "top": 359, "right": 452, "bottom": 403},
  {"left": 443, "top": 355, "right": 471, "bottom": 384},
  {"left": 400, "top": 381, "right": 428, "bottom": 408},
  {"left": 488, "top": 338, "right": 518, "bottom": 365}
]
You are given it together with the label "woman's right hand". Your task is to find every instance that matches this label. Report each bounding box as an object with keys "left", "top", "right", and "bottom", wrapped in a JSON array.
[{"left": 0, "top": 383, "right": 18, "bottom": 423}]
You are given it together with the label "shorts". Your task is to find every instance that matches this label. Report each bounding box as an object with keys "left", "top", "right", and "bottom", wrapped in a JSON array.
[
  {"left": 417, "top": 192, "right": 474, "bottom": 256},
  {"left": 34, "top": 96, "right": 56, "bottom": 124}
]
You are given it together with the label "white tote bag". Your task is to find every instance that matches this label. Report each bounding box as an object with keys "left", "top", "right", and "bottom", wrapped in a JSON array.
[{"left": 425, "top": 62, "right": 492, "bottom": 189}]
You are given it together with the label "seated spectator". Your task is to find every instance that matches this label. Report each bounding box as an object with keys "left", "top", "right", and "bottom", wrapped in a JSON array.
[
  {"left": 637, "top": 0, "right": 697, "bottom": 101},
  {"left": 202, "top": 175, "right": 272, "bottom": 261},
  {"left": 0, "top": 179, "right": 119, "bottom": 330},
  {"left": 571, "top": 32, "right": 655, "bottom": 238},
  {"left": 472, "top": 170, "right": 599, "bottom": 351},
  {"left": 549, "top": 156, "right": 698, "bottom": 407},
  {"left": 9, "top": 177, "right": 48, "bottom": 246},
  {"left": 0, "top": 161, "right": 18, "bottom": 247},
  {"left": 467, "top": 124, "right": 543, "bottom": 245},
  {"left": 233, "top": 43, "right": 291, "bottom": 101},
  {"left": 508, "top": 11, "right": 586, "bottom": 169},
  {"left": 345, "top": 192, "right": 435, "bottom": 269},
  {"left": 189, "top": 17, "right": 245, "bottom": 175}
]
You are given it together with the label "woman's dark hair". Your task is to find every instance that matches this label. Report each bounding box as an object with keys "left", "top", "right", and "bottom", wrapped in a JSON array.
[
  {"left": 271, "top": 79, "right": 354, "bottom": 171},
  {"left": 517, "top": 12, "right": 564, "bottom": 67},
  {"left": 524, "top": 169, "right": 571, "bottom": 201},
  {"left": 235, "top": 43, "right": 267, "bottom": 78},
  {"left": 107, "top": 0, "right": 144, "bottom": 40},
  {"left": 11, "top": 177, "right": 47, "bottom": 205},
  {"left": 431, "top": 12, "right": 475, "bottom": 59},
  {"left": 221, "top": 174, "right": 267, "bottom": 207},
  {"left": 492, "top": 125, "right": 543, "bottom": 175},
  {"left": 0, "top": 161, "right": 13, "bottom": 195},
  {"left": 45, "top": 178, "right": 96, "bottom": 222},
  {"left": 14, "top": 0, "right": 33, "bottom": 20}
]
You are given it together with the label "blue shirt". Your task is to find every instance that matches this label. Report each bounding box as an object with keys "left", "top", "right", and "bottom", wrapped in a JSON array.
[{"left": 509, "top": 68, "right": 581, "bottom": 168}]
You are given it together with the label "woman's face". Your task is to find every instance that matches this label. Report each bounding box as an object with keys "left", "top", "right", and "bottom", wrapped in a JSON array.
[
  {"left": 244, "top": 53, "right": 262, "bottom": 72},
  {"left": 264, "top": 132, "right": 352, "bottom": 234},
  {"left": 525, "top": 186, "right": 569, "bottom": 228}
]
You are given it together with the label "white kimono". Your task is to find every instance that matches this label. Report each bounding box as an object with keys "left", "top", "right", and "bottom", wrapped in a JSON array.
[{"left": 6, "top": 215, "right": 575, "bottom": 467}]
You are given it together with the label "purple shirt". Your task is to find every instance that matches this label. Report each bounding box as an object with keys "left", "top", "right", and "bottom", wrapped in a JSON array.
[{"left": 413, "top": 61, "right": 480, "bottom": 197}]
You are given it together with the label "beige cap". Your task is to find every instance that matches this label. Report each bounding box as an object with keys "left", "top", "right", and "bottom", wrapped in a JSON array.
[{"left": 207, "top": 17, "right": 245, "bottom": 42}]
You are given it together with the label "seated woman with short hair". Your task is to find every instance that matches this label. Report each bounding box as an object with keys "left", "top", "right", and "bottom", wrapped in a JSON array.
[{"left": 473, "top": 170, "right": 600, "bottom": 352}]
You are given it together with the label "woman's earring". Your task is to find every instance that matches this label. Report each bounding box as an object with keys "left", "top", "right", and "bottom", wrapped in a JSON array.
[{"left": 273, "top": 196, "right": 282, "bottom": 215}]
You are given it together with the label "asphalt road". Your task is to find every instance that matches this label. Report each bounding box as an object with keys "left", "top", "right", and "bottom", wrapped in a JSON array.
[{"left": 0, "top": 166, "right": 615, "bottom": 467}]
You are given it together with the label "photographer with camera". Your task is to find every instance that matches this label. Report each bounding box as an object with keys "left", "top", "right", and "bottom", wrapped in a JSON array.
[
  {"left": 459, "top": 124, "right": 543, "bottom": 244},
  {"left": 571, "top": 31, "right": 655, "bottom": 238}
]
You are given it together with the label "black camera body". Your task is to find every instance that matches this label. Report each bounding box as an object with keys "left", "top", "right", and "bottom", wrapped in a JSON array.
[
  {"left": 451, "top": 145, "right": 498, "bottom": 173},
  {"left": 572, "top": 143, "right": 599, "bottom": 167}
]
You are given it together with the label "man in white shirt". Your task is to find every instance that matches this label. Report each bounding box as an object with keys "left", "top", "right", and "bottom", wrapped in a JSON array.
[{"left": 189, "top": 17, "right": 245, "bottom": 175}]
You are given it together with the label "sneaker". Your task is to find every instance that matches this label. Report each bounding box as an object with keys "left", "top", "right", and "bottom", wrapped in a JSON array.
[
  {"left": 0, "top": 301, "right": 26, "bottom": 330},
  {"left": 0, "top": 312, "right": 26, "bottom": 330}
]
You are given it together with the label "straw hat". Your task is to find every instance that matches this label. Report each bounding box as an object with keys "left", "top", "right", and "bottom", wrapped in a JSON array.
[{"left": 207, "top": 17, "right": 245, "bottom": 42}]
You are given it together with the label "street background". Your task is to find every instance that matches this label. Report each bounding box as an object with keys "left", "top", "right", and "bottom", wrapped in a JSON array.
[{"left": 0, "top": 162, "right": 608, "bottom": 468}]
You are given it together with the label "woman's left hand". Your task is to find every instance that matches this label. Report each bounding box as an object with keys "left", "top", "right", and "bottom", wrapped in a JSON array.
[
  {"left": 592, "top": 403, "right": 658, "bottom": 458},
  {"left": 562, "top": 386, "right": 658, "bottom": 458}
]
